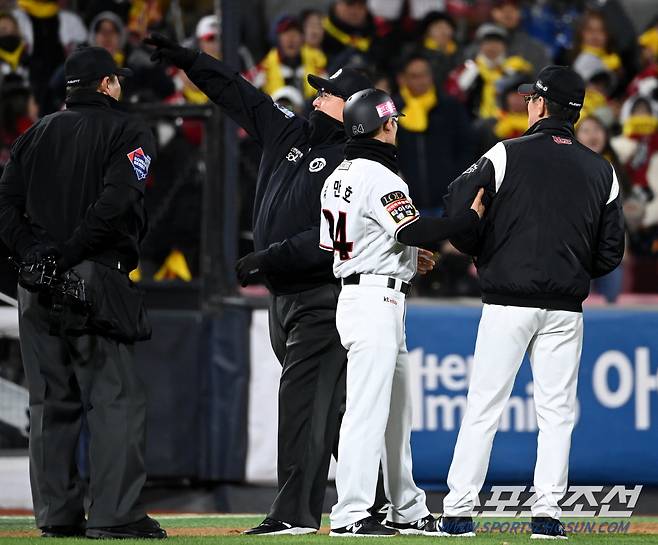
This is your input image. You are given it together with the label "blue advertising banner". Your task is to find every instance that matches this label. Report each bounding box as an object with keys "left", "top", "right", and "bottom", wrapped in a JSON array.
[{"left": 405, "top": 305, "right": 658, "bottom": 486}]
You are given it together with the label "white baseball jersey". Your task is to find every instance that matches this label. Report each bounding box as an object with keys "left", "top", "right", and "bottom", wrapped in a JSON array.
[{"left": 319, "top": 157, "right": 419, "bottom": 282}]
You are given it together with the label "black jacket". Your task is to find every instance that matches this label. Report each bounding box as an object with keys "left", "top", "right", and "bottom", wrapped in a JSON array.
[
  {"left": 445, "top": 117, "right": 625, "bottom": 312},
  {"left": 186, "top": 53, "right": 345, "bottom": 294},
  {"left": 0, "top": 90, "right": 155, "bottom": 272}
]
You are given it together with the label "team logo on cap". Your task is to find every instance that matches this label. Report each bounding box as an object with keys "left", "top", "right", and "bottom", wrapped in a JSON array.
[
  {"left": 127, "top": 147, "right": 152, "bottom": 180},
  {"left": 536, "top": 80, "right": 548, "bottom": 92},
  {"left": 352, "top": 123, "right": 365, "bottom": 135},
  {"left": 376, "top": 100, "right": 397, "bottom": 118},
  {"left": 330, "top": 69, "right": 342, "bottom": 79}
]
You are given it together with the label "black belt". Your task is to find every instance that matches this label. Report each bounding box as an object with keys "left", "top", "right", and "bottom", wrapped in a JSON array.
[{"left": 343, "top": 274, "right": 411, "bottom": 295}]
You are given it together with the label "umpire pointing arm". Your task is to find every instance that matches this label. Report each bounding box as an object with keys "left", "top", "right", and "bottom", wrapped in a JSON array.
[
  {"left": 0, "top": 47, "right": 165, "bottom": 539},
  {"left": 145, "top": 34, "right": 383, "bottom": 534},
  {"left": 438, "top": 66, "right": 624, "bottom": 538}
]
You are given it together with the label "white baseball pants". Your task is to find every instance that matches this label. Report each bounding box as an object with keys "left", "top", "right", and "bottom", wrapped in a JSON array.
[
  {"left": 443, "top": 304, "right": 583, "bottom": 519},
  {"left": 330, "top": 281, "right": 429, "bottom": 528}
]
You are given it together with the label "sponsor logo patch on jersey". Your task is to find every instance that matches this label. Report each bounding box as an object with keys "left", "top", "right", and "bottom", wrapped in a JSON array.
[
  {"left": 552, "top": 136, "right": 572, "bottom": 145},
  {"left": 376, "top": 100, "right": 397, "bottom": 118},
  {"left": 309, "top": 157, "right": 327, "bottom": 172},
  {"left": 126, "top": 147, "right": 151, "bottom": 180},
  {"left": 381, "top": 191, "right": 417, "bottom": 223}
]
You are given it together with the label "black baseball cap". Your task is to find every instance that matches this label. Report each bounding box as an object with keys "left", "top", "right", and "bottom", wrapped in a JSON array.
[
  {"left": 518, "top": 65, "right": 585, "bottom": 110},
  {"left": 65, "top": 46, "right": 132, "bottom": 86},
  {"left": 307, "top": 68, "right": 372, "bottom": 100}
]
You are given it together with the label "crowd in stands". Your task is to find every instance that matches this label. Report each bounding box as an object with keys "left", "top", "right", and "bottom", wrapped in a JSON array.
[{"left": 0, "top": 0, "right": 657, "bottom": 300}]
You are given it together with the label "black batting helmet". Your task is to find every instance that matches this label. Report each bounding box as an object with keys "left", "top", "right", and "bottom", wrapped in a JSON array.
[{"left": 343, "top": 88, "right": 404, "bottom": 138}]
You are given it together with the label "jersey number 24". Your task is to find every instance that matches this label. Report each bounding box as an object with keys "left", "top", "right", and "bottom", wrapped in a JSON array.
[{"left": 322, "top": 209, "right": 353, "bottom": 260}]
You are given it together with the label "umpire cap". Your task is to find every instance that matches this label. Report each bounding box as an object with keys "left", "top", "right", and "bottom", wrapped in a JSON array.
[
  {"left": 308, "top": 68, "right": 372, "bottom": 100},
  {"left": 343, "top": 88, "right": 404, "bottom": 138},
  {"left": 65, "top": 46, "right": 132, "bottom": 86}
]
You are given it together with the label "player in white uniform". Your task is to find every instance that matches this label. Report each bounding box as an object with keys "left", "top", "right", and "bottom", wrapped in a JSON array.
[{"left": 320, "top": 89, "right": 484, "bottom": 537}]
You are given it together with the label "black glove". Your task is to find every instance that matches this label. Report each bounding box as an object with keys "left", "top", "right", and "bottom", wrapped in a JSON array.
[
  {"left": 235, "top": 251, "right": 268, "bottom": 287},
  {"left": 23, "top": 242, "right": 60, "bottom": 264},
  {"left": 144, "top": 32, "right": 199, "bottom": 71}
]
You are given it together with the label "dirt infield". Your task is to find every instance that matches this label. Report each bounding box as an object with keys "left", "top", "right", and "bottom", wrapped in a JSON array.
[{"left": 2, "top": 523, "right": 658, "bottom": 538}]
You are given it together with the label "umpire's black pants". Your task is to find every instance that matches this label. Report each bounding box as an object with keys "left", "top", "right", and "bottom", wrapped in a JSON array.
[
  {"left": 267, "top": 283, "right": 347, "bottom": 529},
  {"left": 18, "top": 286, "right": 147, "bottom": 529}
]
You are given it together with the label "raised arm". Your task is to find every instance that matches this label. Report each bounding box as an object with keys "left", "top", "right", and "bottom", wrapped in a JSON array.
[{"left": 145, "top": 33, "right": 304, "bottom": 148}]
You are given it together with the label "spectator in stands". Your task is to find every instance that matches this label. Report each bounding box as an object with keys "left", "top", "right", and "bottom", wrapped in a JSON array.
[
  {"left": 301, "top": 9, "right": 324, "bottom": 51},
  {"left": 88, "top": 11, "right": 126, "bottom": 66},
  {"left": 12, "top": 0, "right": 86, "bottom": 111},
  {"left": 446, "top": 23, "right": 532, "bottom": 119},
  {"left": 572, "top": 10, "right": 623, "bottom": 92},
  {"left": 322, "top": 0, "right": 376, "bottom": 71},
  {"left": 416, "top": 11, "right": 459, "bottom": 87},
  {"left": 394, "top": 53, "right": 474, "bottom": 212},
  {"left": 612, "top": 95, "right": 658, "bottom": 230},
  {"left": 473, "top": 71, "right": 530, "bottom": 156},
  {"left": 464, "top": 0, "right": 549, "bottom": 76},
  {"left": 260, "top": 15, "right": 326, "bottom": 101},
  {"left": 576, "top": 114, "right": 630, "bottom": 302},
  {"left": 0, "top": 11, "right": 28, "bottom": 80},
  {"left": 626, "top": 21, "right": 658, "bottom": 100},
  {"left": 574, "top": 54, "right": 617, "bottom": 127},
  {"left": 0, "top": 73, "right": 36, "bottom": 176}
]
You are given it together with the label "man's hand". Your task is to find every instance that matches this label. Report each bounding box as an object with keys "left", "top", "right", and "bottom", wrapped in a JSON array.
[
  {"left": 23, "top": 242, "right": 59, "bottom": 264},
  {"left": 470, "top": 187, "right": 485, "bottom": 218},
  {"left": 144, "top": 32, "right": 199, "bottom": 70},
  {"left": 236, "top": 251, "right": 267, "bottom": 287},
  {"left": 417, "top": 248, "right": 437, "bottom": 275}
]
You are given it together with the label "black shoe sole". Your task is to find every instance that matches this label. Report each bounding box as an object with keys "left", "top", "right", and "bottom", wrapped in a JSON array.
[{"left": 86, "top": 529, "right": 167, "bottom": 539}]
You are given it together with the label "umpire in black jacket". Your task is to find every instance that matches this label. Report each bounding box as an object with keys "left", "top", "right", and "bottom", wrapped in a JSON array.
[
  {"left": 438, "top": 66, "right": 624, "bottom": 539},
  {"left": 0, "top": 47, "right": 165, "bottom": 540},
  {"left": 145, "top": 35, "right": 377, "bottom": 534}
]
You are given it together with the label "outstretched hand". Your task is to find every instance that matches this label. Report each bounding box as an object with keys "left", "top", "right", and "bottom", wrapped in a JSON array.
[{"left": 143, "top": 32, "right": 198, "bottom": 70}]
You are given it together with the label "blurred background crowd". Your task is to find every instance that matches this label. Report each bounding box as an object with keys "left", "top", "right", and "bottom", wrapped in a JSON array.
[{"left": 1, "top": 0, "right": 657, "bottom": 301}]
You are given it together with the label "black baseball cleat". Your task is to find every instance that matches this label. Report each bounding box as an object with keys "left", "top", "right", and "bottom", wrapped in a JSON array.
[
  {"left": 242, "top": 517, "right": 317, "bottom": 536},
  {"left": 531, "top": 517, "right": 568, "bottom": 540},
  {"left": 40, "top": 524, "right": 86, "bottom": 538},
  {"left": 86, "top": 516, "right": 167, "bottom": 539},
  {"left": 385, "top": 514, "right": 436, "bottom": 535},
  {"left": 433, "top": 515, "right": 476, "bottom": 537},
  {"left": 330, "top": 515, "right": 399, "bottom": 537}
]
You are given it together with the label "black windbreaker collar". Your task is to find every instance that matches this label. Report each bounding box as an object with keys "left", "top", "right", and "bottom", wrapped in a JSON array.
[
  {"left": 524, "top": 116, "right": 575, "bottom": 138},
  {"left": 65, "top": 90, "right": 120, "bottom": 109},
  {"left": 345, "top": 138, "right": 398, "bottom": 174},
  {"left": 308, "top": 110, "right": 346, "bottom": 148}
]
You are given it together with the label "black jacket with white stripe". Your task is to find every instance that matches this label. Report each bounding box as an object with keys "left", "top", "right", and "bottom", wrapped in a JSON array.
[{"left": 444, "top": 117, "right": 625, "bottom": 312}]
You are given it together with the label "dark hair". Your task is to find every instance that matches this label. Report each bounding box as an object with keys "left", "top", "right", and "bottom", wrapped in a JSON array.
[
  {"left": 573, "top": 9, "right": 616, "bottom": 58},
  {"left": 397, "top": 51, "right": 432, "bottom": 74},
  {"left": 545, "top": 98, "right": 580, "bottom": 124},
  {"left": 420, "top": 11, "right": 456, "bottom": 35},
  {"left": 299, "top": 8, "right": 322, "bottom": 25},
  {"left": 65, "top": 74, "right": 116, "bottom": 98}
]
